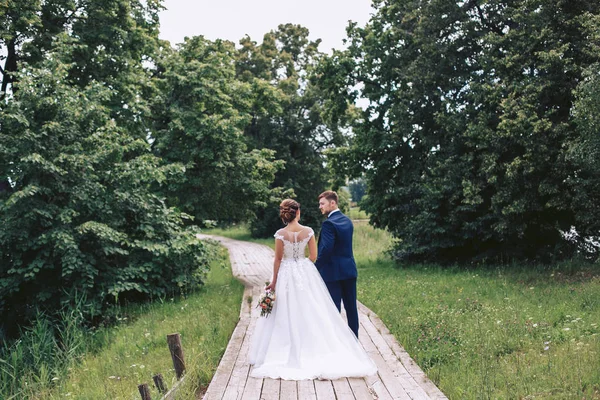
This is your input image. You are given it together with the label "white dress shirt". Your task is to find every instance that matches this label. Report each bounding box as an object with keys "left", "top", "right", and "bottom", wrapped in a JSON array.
[{"left": 328, "top": 209, "right": 340, "bottom": 218}]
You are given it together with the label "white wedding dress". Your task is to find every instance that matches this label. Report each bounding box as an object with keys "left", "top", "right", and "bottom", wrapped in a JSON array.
[{"left": 248, "top": 227, "right": 377, "bottom": 380}]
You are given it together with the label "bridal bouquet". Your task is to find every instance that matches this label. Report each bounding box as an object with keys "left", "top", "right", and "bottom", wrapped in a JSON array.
[{"left": 257, "top": 283, "right": 276, "bottom": 317}]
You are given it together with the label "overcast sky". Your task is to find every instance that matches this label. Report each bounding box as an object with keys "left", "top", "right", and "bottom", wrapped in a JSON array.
[{"left": 158, "top": 0, "right": 374, "bottom": 53}]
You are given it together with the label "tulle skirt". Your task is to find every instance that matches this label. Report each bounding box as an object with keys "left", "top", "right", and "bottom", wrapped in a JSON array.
[{"left": 248, "top": 257, "right": 377, "bottom": 380}]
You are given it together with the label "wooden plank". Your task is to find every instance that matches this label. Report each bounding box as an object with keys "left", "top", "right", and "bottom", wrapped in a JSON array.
[
  {"left": 203, "top": 319, "right": 250, "bottom": 400},
  {"left": 314, "top": 380, "right": 336, "bottom": 400},
  {"left": 348, "top": 377, "right": 377, "bottom": 400},
  {"left": 370, "top": 352, "right": 411, "bottom": 400},
  {"left": 298, "top": 380, "right": 317, "bottom": 400},
  {"left": 359, "top": 303, "right": 447, "bottom": 400},
  {"left": 358, "top": 321, "right": 380, "bottom": 355},
  {"left": 239, "top": 377, "right": 262, "bottom": 400},
  {"left": 221, "top": 324, "right": 252, "bottom": 400},
  {"left": 261, "top": 378, "right": 280, "bottom": 400},
  {"left": 280, "top": 380, "right": 298, "bottom": 400},
  {"left": 239, "top": 289, "right": 263, "bottom": 400},
  {"left": 359, "top": 309, "right": 430, "bottom": 400},
  {"left": 364, "top": 374, "right": 393, "bottom": 400},
  {"left": 358, "top": 327, "right": 393, "bottom": 400},
  {"left": 331, "top": 378, "right": 356, "bottom": 400}
]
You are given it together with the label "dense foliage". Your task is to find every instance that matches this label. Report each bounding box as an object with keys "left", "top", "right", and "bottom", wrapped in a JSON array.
[
  {"left": 0, "top": 44, "right": 210, "bottom": 335},
  {"left": 325, "top": 0, "right": 600, "bottom": 262},
  {"left": 235, "top": 24, "right": 349, "bottom": 237},
  {"left": 1, "top": 0, "right": 227, "bottom": 336},
  {"left": 150, "top": 36, "right": 283, "bottom": 223}
]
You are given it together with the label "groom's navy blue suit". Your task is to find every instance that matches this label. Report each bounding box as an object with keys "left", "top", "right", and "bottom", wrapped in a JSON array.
[{"left": 315, "top": 210, "right": 359, "bottom": 337}]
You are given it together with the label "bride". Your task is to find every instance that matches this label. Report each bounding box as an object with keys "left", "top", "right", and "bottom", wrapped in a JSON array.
[{"left": 248, "top": 199, "right": 377, "bottom": 380}]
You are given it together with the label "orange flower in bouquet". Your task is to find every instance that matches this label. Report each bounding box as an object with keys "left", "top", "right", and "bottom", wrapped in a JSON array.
[{"left": 257, "top": 282, "right": 276, "bottom": 317}]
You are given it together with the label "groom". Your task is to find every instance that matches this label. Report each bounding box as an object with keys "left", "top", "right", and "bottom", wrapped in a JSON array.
[{"left": 315, "top": 190, "right": 360, "bottom": 337}]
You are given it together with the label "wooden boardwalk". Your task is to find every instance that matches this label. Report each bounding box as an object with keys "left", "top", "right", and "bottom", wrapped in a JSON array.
[{"left": 199, "top": 235, "right": 447, "bottom": 400}]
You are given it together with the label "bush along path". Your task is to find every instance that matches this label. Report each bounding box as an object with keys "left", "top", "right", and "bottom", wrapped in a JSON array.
[{"left": 197, "top": 234, "right": 447, "bottom": 400}]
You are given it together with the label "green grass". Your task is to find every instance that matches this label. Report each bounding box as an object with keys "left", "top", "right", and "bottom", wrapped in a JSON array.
[
  {"left": 353, "top": 224, "right": 600, "bottom": 399},
  {"left": 347, "top": 206, "right": 369, "bottom": 220},
  {"left": 16, "top": 244, "right": 244, "bottom": 400}
]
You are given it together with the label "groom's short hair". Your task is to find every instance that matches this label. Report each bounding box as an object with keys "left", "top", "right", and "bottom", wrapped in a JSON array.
[{"left": 318, "top": 190, "right": 338, "bottom": 204}]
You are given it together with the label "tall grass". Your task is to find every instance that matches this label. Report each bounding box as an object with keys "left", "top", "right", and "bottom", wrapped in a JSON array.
[
  {"left": 347, "top": 206, "right": 369, "bottom": 220},
  {"left": 0, "top": 244, "right": 244, "bottom": 399},
  {"left": 0, "top": 299, "right": 88, "bottom": 399}
]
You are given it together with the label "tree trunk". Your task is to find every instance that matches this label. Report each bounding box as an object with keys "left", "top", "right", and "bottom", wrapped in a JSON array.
[{"left": 1, "top": 37, "right": 18, "bottom": 96}]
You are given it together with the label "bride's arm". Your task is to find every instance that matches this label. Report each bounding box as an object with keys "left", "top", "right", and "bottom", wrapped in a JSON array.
[
  {"left": 308, "top": 235, "right": 317, "bottom": 262},
  {"left": 266, "top": 238, "right": 284, "bottom": 291}
]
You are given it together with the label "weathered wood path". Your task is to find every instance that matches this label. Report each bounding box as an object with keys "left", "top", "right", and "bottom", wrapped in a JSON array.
[{"left": 198, "top": 234, "right": 447, "bottom": 400}]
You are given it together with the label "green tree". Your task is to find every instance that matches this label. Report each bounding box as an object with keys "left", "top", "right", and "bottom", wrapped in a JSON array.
[
  {"left": 0, "top": 0, "right": 162, "bottom": 138},
  {"left": 333, "top": 0, "right": 600, "bottom": 262},
  {"left": 0, "top": 44, "right": 210, "bottom": 334},
  {"left": 570, "top": 63, "right": 600, "bottom": 256},
  {"left": 150, "top": 36, "right": 283, "bottom": 223},
  {"left": 236, "top": 24, "right": 347, "bottom": 236},
  {"left": 348, "top": 178, "right": 366, "bottom": 203}
]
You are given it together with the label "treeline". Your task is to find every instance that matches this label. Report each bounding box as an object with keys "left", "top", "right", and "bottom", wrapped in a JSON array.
[
  {"left": 323, "top": 0, "right": 600, "bottom": 263},
  {"left": 0, "top": 1, "right": 346, "bottom": 336}
]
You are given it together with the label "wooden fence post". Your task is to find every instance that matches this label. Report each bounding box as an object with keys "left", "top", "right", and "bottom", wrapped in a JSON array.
[
  {"left": 153, "top": 373, "right": 167, "bottom": 393},
  {"left": 167, "top": 333, "right": 186, "bottom": 379},
  {"left": 138, "top": 383, "right": 151, "bottom": 400}
]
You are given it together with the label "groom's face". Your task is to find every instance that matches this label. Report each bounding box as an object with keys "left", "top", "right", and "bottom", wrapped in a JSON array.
[{"left": 319, "top": 198, "right": 336, "bottom": 215}]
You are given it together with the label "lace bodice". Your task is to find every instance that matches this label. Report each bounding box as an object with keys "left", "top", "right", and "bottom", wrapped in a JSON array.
[{"left": 274, "top": 227, "right": 314, "bottom": 261}]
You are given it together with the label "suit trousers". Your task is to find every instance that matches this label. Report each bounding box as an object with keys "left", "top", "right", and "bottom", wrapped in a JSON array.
[{"left": 325, "top": 278, "right": 359, "bottom": 337}]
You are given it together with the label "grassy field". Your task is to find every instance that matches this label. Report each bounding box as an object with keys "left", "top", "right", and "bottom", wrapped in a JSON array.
[
  {"left": 347, "top": 206, "right": 369, "bottom": 220},
  {"left": 353, "top": 224, "right": 600, "bottom": 399},
  {"left": 206, "top": 222, "right": 600, "bottom": 399},
  {"left": 6, "top": 244, "right": 244, "bottom": 400}
]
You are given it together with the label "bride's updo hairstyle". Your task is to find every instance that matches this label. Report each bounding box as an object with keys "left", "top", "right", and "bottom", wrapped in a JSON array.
[{"left": 280, "top": 199, "right": 300, "bottom": 224}]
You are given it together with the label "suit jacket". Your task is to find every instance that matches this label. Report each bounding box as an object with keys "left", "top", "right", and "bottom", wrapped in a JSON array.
[{"left": 315, "top": 211, "right": 357, "bottom": 282}]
